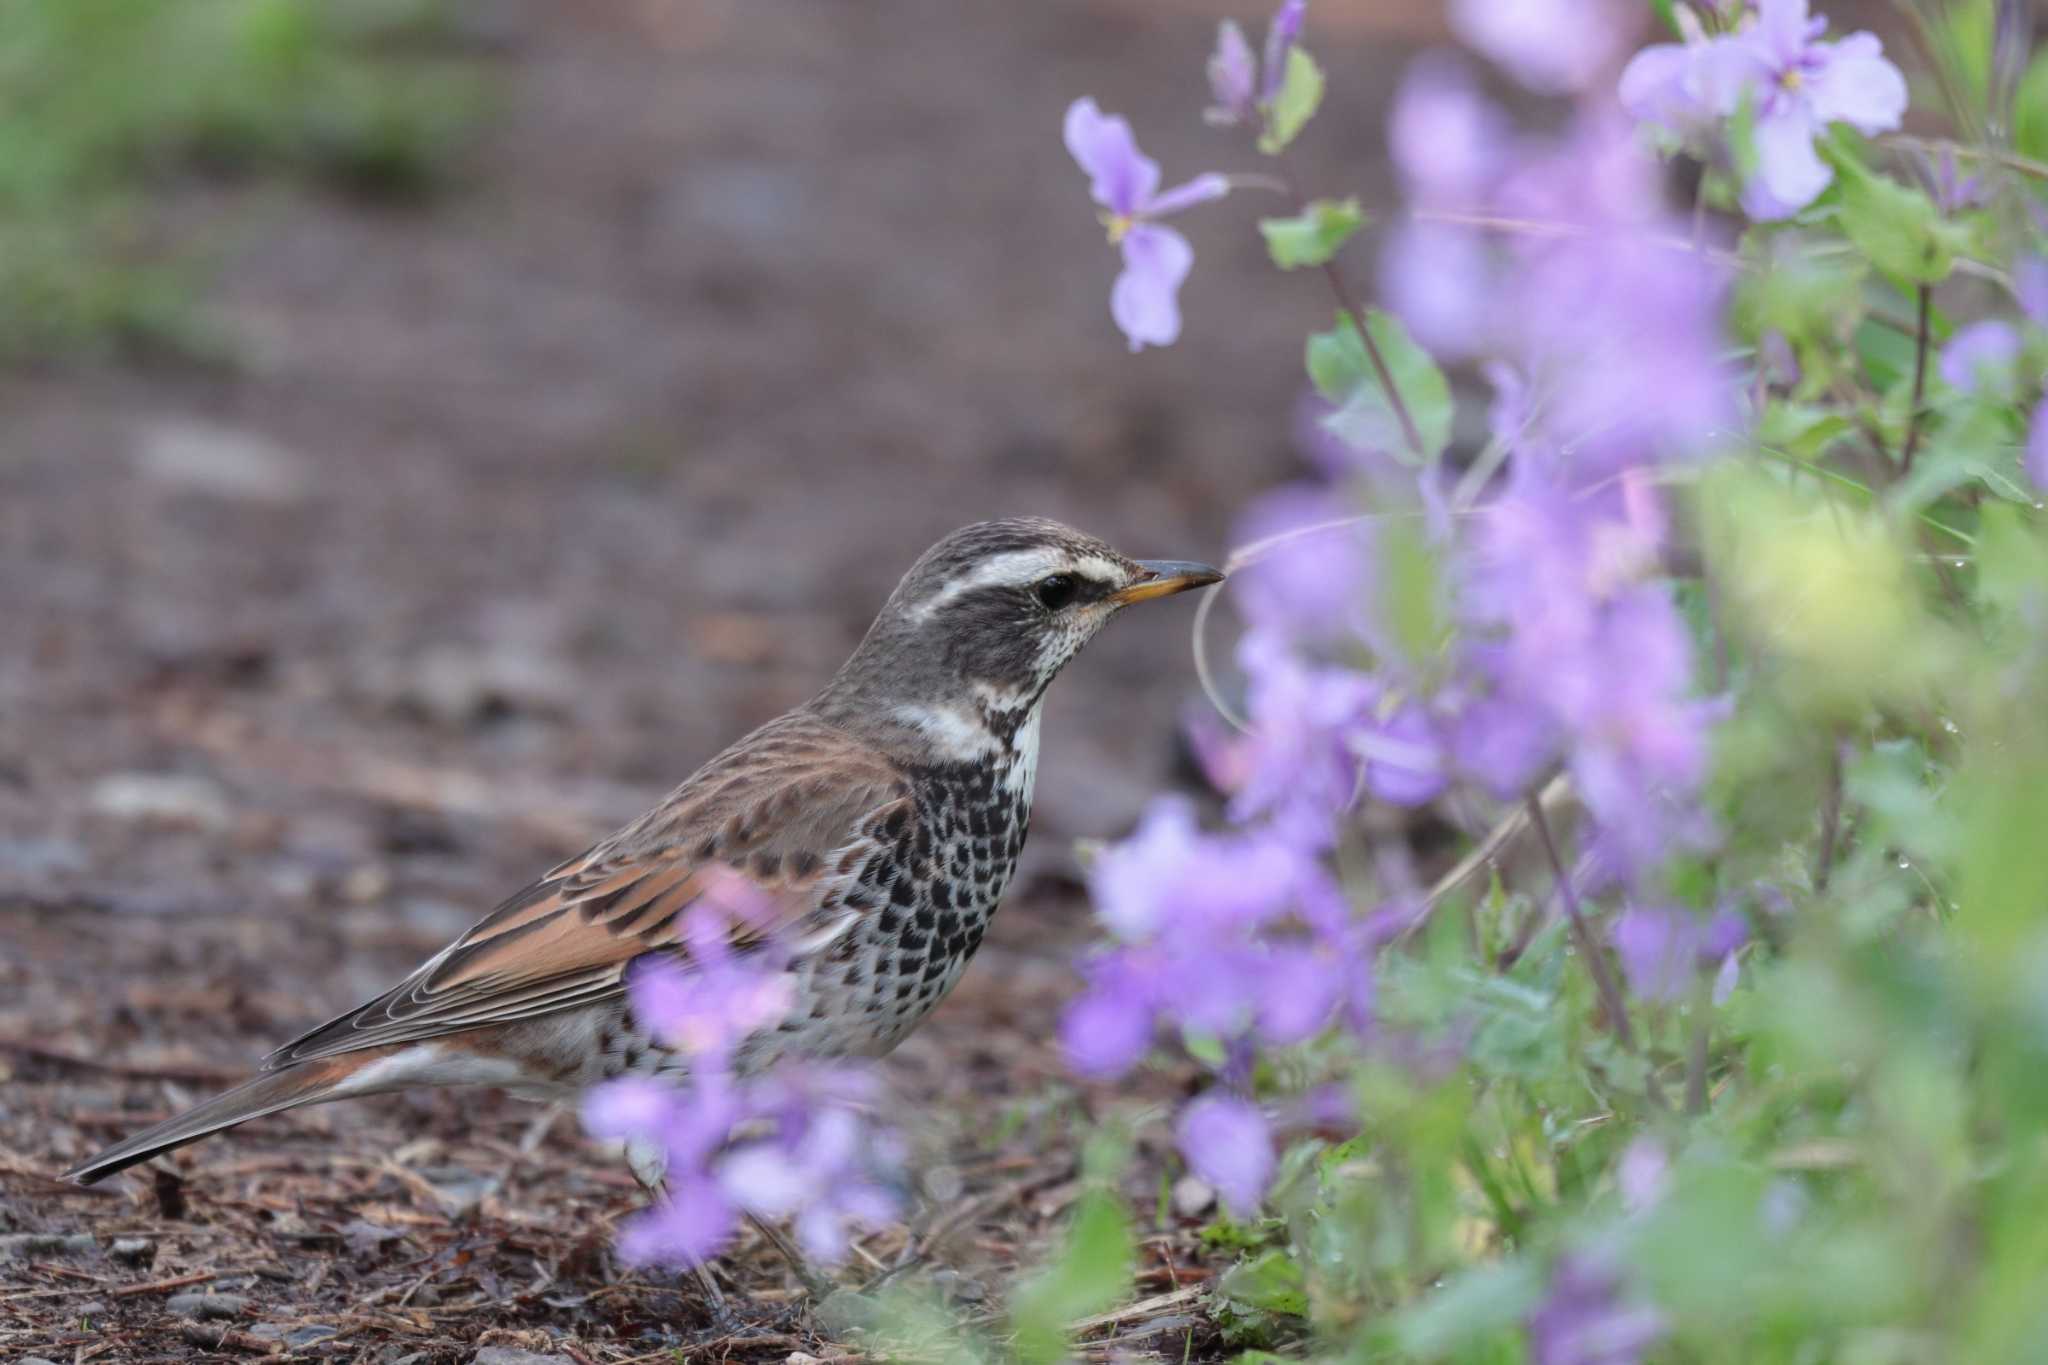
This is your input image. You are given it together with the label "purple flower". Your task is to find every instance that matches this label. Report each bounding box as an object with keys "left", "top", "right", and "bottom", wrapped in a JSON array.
[
  {"left": 1261, "top": 0, "right": 1307, "bottom": 103},
  {"left": 2028, "top": 398, "right": 2048, "bottom": 494},
  {"left": 1177, "top": 1093, "right": 1275, "bottom": 1217},
  {"left": 2016, "top": 255, "right": 2048, "bottom": 329},
  {"left": 1612, "top": 906, "right": 1748, "bottom": 1001},
  {"left": 1062, "top": 965, "right": 1159, "bottom": 1077},
  {"left": 1620, "top": 0, "right": 1907, "bottom": 219},
  {"left": 1207, "top": 20, "right": 1258, "bottom": 125},
  {"left": 580, "top": 894, "right": 902, "bottom": 1268},
  {"left": 1360, "top": 702, "right": 1447, "bottom": 807},
  {"left": 1229, "top": 485, "right": 1375, "bottom": 646},
  {"left": 1390, "top": 51, "right": 1508, "bottom": 204},
  {"left": 1526, "top": 1251, "right": 1666, "bottom": 1365},
  {"left": 1450, "top": 0, "right": 1634, "bottom": 95},
  {"left": 720, "top": 1099, "right": 899, "bottom": 1261},
  {"left": 1230, "top": 634, "right": 1379, "bottom": 845},
  {"left": 1494, "top": 119, "right": 1736, "bottom": 473},
  {"left": 1063, "top": 97, "right": 1229, "bottom": 352},
  {"left": 1729, "top": 0, "right": 1909, "bottom": 218},
  {"left": 1089, "top": 797, "right": 1310, "bottom": 942},
  {"left": 1938, "top": 319, "right": 2021, "bottom": 395},
  {"left": 1617, "top": 1138, "right": 1669, "bottom": 1212}
]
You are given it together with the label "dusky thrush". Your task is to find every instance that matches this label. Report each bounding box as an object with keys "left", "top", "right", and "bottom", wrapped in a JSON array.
[{"left": 65, "top": 517, "right": 1221, "bottom": 1186}]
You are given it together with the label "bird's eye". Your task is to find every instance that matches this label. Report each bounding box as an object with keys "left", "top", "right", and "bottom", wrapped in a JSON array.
[{"left": 1034, "top": 574, "right": 1078, "bottom": 610}]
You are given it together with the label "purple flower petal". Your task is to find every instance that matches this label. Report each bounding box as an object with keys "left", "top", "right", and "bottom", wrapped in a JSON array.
[
  {"left": 1061, "top": 982, "right": 1156, "bottom": 1078},
  {"left": 1145, "top": 172, "right": 1230, "bottom": 218},
  {"left": 1617, "top": 1138, "right": 1669, "bottom": 1212},
  {"left": 1111, "top": 222, "right": 1194, "bottom": 353},
  {"left": 1450, "top": 0, "right": 1632, "bottom": 95},
  {"left": 1207, "top": 20, "right": 1257, "bottom": 124},
  {"left": 1749, "top": 103, "right": 1831, "bottom": 217},
  {"left": 1390, "top": 51, "right": 1505, "bottom": 202},
  {"left": 1939, "top": 320, "right": 2021, "bottom": 394},
  {"left": 1177, "top": 1093, "right": 1274, "bottom": 1217},
  {"left": 1063, "top": 97, "right": 1160, "bottom": 217},
  {"left": 1261, "top": 0, "right": 1307, "bottom": 102},
  {"left": 2016, "top": 256, "right": 2048, "bottom": 329},
  {"left": 1805, "top": 30, "right": 1908, "bottom": 132}
]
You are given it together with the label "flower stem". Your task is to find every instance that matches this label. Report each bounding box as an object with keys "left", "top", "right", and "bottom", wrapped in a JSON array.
[
  {"left": 1523, "top": 796, "right": 1645, "bottom": 1066},
  {"left": 1684, "top": 970, "right": 1712, "bottom": 1116},
  {"left": 1814, "top": 740, "right": 1844, "bottom": 895},
  {"left": 1275, "top": 153, "right": 1427, "bottom": 461},
  {"left": 1899, "top": 283, "right": 1933, "bottom": 477}
]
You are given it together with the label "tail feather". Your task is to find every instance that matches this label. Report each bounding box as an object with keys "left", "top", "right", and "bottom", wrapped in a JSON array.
[{"left": 62, "top": 1051, "right": 390, "bottom": 1185}]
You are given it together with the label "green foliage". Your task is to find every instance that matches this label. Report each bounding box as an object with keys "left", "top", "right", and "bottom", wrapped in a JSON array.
[
  {"left": 1305, "top": 309, "right": 1454, "bottom": 465},
  {"left": 0, "top": 0, "right": 487, "bottom": 358},
  {"left": 1259, "top": 48, "right": 1324, "bottom": 155},
  {"left": 1827, "top": 149, "right": 1969, "bottom": 286},
  {"left": 1008, "top": 1190, "right": 1135, "bottom": 1365},
  {"left": 1259, "top": 198, "right": 1367, "bottom": 269}
]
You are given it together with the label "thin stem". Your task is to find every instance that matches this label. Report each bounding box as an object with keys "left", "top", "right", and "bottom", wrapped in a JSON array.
[
  {"left": 1751, "top": 442, "right": 1977, "bottom": 545},
  {"left": 1880, "top": 134, "right": 2048, "bottom": 184},
  {"left": 1900, "top": 283, "right": 1933, "bottom": 477},
  {"left": 1274, "top": 152, "right": 1426, "bottom": 461},
  {"left": 1814, "top": 740, "right": 1844, "bottom": 895},
  {"left": 1524, "top": 796, "right": 1638, "bottom": 1056},
  {"left": 1684, "top": 970, "right": 1712, "bottom": 1116}
]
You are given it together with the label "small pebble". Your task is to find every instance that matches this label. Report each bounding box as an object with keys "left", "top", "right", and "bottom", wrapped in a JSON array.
[
  {"left": 0, "top": 1232, "right": 97, "bottom": 1258},
  {"left": 166, "top": 1290, "right": 250, "bottom": 1320},
  {"left": 471, "top": 1349, "right": 574, "bottom": 1365},
  {"left": 1172, "top": 1174, "right": 1218, "bottom": 1217},
  {"left": 108, "top": 1236, "right": 154, "bottom": 1266}
]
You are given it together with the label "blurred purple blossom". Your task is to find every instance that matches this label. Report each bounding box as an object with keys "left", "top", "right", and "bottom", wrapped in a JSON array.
[
  {"left": 1177, "top": 1093, "right": 1276, "bottom": 1217},
  {"left": 2016, "top": 256, "right": 2048, "bottom": 329},
  {"left": 1495, "top": 118, "right": 1736, "bottom": 471},
  {"left": 1228, "top": 485, "right": 1375, "bottom": 646},
  {"left": 1063, "top": 97, "right": 1228, "bottom": 352},
  {"left": 1390, "top": 51, "right": 1508, "bottom": 204},
  {"left": 1617, "top": 1138, "right": 1669, "bottom": 1212},
  {"left": 1207, "top": 20, "right": 1258, "bottom": 125},
  {"left": 1064, "top": 798, "right": 1368, "bottom": 1077},
  {"left": 1261, "top": 0, "right": 1307, "bottom": 102},
  {"left": 580, "top": 876, "right": 902, "bottom": 1267},
  {"left": 1449, "top": 0, "right": 1634, "bottom": 95},
  {"left": 1939, "top": 320, "right": 2021, "bottom": 395},
  {"left": 1612, "top": 906, "right": 1748, "bottom": 1001},
  {"left": 1527, "top": 1252, "right": 1667, "bottom": 1365}
]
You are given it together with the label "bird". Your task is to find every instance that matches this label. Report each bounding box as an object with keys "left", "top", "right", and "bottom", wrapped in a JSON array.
[{"left": 63, "top": 517, "right": 1222, "bottom": 1188}]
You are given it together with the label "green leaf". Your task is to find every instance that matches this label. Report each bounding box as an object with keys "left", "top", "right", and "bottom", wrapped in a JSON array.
[
  {"left": 2017, "top": 45, "right": 2048, "bottom": 160},
  {"left": 1258, "top": 47, "right": 1323, "bottom": 154},
  {"left": 1305, "top": 308, "right": 1453, "bottom": 464},
  {"left": 1010, "top": 1190, "right": 1134, "bottom": 1365},
  {"left": 1829, "top": 153, "right": 1967, "bottom": 286},
  {"left": 1258, "top": 196, "right": 1365, "bottom": 269},
  {"left": 1386, "top": 1260, "right": 1543, "bottom": 1356},
  {"left": 1218, "top": 1248, "right": 1309, "bottom": 1318}
]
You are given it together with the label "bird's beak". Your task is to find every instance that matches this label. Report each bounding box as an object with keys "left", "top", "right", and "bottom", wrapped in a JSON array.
[{"left": 1110, "top": 558, "right": 1227, "bottom": 605}]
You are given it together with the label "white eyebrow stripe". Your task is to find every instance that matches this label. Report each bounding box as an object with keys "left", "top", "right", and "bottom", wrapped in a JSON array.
[{"left": 909, "top": 547, "right": 1122, "bottom": 622}]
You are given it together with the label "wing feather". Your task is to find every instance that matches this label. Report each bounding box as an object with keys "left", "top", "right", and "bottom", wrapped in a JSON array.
[{"left": 262, "top": 715, "right": 912, "bottom": 1069}]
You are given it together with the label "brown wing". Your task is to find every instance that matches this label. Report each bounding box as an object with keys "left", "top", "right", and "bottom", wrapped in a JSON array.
[{"left": 262, "top": 713, "right": 913, "bottom": 1069}]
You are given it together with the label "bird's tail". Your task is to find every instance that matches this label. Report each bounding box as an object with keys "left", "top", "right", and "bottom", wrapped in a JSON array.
[{"left": 62, "top": 1049, "right": 396, "bottom": 1186}]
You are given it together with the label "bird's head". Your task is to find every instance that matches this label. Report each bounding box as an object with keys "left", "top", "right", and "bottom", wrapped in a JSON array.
[{"left": 815, "top": 517, "right": 1223, "bottom": 757}]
